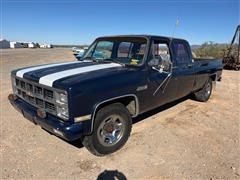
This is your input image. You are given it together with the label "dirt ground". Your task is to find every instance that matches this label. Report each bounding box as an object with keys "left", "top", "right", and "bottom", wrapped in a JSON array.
[{"left": 0, "top": 48, "right": 239, "bottom": 179}]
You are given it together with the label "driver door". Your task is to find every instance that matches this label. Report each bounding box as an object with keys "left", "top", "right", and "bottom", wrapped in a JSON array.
[{"left": 146, "top": 39, "right": 178, "bottom": 110}]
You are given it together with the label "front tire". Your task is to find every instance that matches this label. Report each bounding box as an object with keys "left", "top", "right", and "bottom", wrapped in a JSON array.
[
  {"left": 82, "top": 103, "right": 132, "bottom": 156},
  {"left": 193, "top": 78, "right": 212, "bottom": 102}
]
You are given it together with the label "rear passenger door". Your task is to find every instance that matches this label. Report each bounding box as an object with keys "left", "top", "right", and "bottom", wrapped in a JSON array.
[{"left": 171, "top": 40, "right": 195, "bottom": 98}]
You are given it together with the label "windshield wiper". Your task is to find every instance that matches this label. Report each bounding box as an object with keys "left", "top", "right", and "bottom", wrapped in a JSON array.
[
  {"left": 82, "top": 57, "right": 93, "bottom": 61},
  {"left": 101, "top": 58, "right": 125, "bottom": 67},
  {"left": 82, "top": 57, "right": 103, "bottom": 63},
  {"left": 82, "top": 57, "right": 125, "bottom": 66}
]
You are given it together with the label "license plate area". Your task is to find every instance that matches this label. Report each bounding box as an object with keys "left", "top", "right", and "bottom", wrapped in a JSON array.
[{"left": 22, "top": 110, "right": 35, "bottom": 123}]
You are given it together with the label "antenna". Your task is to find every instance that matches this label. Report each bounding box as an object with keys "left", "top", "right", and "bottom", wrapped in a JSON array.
[{"left": 172, "top": 17, "right": 180, "bottom": 37}]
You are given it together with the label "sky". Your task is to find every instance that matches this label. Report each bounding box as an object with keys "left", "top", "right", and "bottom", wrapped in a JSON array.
[{"left": 1, "top": 0, "right": 239, "bottom": 45}]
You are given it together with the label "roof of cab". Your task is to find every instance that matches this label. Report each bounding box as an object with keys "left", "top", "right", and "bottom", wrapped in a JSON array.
[{"left": 96, "top": 34, "right": 187, "bottom": 42}]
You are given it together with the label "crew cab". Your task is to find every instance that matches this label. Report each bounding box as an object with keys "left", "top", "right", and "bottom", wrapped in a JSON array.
[{"left": 9, "top": 35, "right": 223, "bottom": 156}]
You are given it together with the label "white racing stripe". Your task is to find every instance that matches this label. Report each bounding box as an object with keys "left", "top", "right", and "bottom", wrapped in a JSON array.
[
  {"left": 16, "top": 61, "right": 81, "bottom": 78},
  {"left": 39, "top": 63, "right": 122, "bottom": 87}
]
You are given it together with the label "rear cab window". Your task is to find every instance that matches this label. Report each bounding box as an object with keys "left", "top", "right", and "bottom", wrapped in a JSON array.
[{"left": 172, "top": 41, "right": 191, "bottom": 65}]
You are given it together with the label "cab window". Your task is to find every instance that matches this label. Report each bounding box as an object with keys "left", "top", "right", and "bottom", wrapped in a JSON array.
[
  {"left": 93, "top": 41, "right": 113, "bottom": 59},
  {"left": 83, "top": 37, "right": 147, "bottom": 65},
  {"left": 117, "top": 42, "right": 133, "bottom": 58},
  {"left": 173, "top": 42, "right": 190, "bottom": 64},
  {"left": 151, "top": 41, "right": 171, "bottom": 72}
]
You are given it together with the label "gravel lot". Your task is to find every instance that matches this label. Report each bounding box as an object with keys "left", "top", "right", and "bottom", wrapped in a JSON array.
[{"left": 1, "top": 48, "right": 239, "bottom": 179}]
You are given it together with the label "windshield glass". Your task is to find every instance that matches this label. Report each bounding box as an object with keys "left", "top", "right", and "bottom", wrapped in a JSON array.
[{"left": 83, "top": 37, "right": 148, "bottom": 65}]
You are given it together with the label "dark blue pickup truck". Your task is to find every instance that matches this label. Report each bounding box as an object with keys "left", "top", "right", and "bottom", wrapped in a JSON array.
[{"left": 9, "top": 35, "right": 222, "bottom": 156}]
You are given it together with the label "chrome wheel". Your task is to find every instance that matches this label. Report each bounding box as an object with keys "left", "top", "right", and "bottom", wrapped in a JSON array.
[
  {"left": 205, "top": 81, "right": 211, "bottom": 96},
  {"left": 193, "top": 78, "right": 212, "bottom": 102},
  {"left": 97, "top": 114, "right": 125, "bottom": 146}
]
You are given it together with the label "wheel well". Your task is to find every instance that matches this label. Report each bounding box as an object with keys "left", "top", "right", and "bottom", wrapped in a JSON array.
[{"left": 93, "top": 96, "right": 138, "bottom": 119}]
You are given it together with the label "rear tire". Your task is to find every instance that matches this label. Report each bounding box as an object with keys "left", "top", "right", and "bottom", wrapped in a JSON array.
[
  {"left": 82, "top": 103, "right": 132, "bottom": 156},
  {"left": 193, "top": 78, "right": 212, "bottom": 102}
]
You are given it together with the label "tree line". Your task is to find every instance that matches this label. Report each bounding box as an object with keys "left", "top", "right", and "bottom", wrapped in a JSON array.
[{"left": 192, "top": 41, "right": 228, "bottom": 59}]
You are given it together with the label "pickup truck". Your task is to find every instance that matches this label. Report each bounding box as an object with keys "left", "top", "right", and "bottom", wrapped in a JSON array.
[{"left": 9, "top": 35, "right": 223, "bottom": 156}]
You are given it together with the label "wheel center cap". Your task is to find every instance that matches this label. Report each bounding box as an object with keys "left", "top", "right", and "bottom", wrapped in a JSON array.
[{"left": 104, "top": 123, "right": 114, "bottom": 133}]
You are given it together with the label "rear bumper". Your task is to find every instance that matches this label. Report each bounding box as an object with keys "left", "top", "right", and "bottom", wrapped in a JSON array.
[{"left": 9, "top": 94, "right": 89, "bottom": 141}]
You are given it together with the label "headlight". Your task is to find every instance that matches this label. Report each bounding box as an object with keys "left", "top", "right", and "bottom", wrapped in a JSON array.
[
  {"left": 55, "top": 91, "right": 69, "bottom": 120},
  {"left": 55, "top": 92, "right": 68, "bottom": 104},
  {"left": 56, "top": 106, "right": 69, "bottom": 120}
]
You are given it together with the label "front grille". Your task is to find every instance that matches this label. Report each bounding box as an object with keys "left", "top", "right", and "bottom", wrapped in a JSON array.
[
  {"left": 34, "top": 86, "right": 43, "bottom": 97},
  {"left": 44, "top": 89, "right": 54, "bottom": 100},
  {"left": 45, "top": 101, "right": 56, "bottom": 113},
  {"left": 36, "top": 98, "right": 44, "bottom": 108},
  {"left": 13, "top": 77, "right": 57, "bottom": 115}
]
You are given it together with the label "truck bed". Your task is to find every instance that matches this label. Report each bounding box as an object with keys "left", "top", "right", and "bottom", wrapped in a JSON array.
[{"left": 193, "top": 58, "right": 223, "bottom": 72}]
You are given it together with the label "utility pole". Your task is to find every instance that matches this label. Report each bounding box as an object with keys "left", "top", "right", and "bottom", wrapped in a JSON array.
[{"left": 223, "top": 25, "right": 240, "bottom": 70}]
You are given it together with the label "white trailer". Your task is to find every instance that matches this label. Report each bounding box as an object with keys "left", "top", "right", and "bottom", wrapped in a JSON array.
[
  {"left": 10, "top": 42, "right": 22, "bottom": 48},
  {"left": 40, "top": 44, "right": 52, "bottom": 48},
  {"left": 28, "top": 42, "right": 36, "bottom": 48}
]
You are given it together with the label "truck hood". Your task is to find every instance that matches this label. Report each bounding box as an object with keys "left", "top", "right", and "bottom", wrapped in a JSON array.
[{"left": 12, "top": 60, "right": 125, "bottom": 89}]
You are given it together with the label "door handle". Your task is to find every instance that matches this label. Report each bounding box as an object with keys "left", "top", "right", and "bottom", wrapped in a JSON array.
[{"left": 187, "top": 64, "right": 192, "bottom": 68}]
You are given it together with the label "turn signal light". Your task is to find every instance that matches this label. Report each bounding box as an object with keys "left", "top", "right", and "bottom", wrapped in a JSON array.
[
  {"left": 37, "top": 109, "right": 46, "bottom": 118},
  {"left": 8, "top": 94, "right": 17, "bottom": 101}
]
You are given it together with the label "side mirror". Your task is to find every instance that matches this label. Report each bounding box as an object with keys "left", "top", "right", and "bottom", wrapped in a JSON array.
[{"left": 149, "top": 57, "right": 172, "bottom": 73}]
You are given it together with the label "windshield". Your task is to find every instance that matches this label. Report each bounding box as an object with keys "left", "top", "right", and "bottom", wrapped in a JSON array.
[{"left": 82, "top": 37, "right": 148, "bottom": 65}]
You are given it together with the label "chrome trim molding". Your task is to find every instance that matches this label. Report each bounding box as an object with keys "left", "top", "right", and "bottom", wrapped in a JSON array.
[
  {"left": 90, "top": 94, "right": 139, "bottom": 132},
  {"left": 74, "top": 114, "right": 92, "bottom": 123},
  {"left": 136, "top": 85, "right": 148, "bottom": 91}
]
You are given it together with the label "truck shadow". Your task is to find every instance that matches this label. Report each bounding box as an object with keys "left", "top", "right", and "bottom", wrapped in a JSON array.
[
  {"left": 69, "top": 139, "right": 84, "bottom": 148},
  {"left": 97, "top": 169, "right": 127, "bottom": 180},
  {"left": 42, "top": 128, "right": 85, "bottom": 148},
  {"left": 67, "top": 95, "right": 191, "bottom": 149}
]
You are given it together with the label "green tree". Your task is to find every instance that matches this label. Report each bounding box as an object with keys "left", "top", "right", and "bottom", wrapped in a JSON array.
[{"left": 194, "top": 41, "right": 227, "bottom": 59}]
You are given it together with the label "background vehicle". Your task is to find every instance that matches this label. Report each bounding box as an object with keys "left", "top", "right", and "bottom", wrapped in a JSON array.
[
  {"left": 73, "top": 47, "right": 89, "bottom": 60},
  {"left": 9, "top": 35, "right": 222, "bottom": 156}
]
